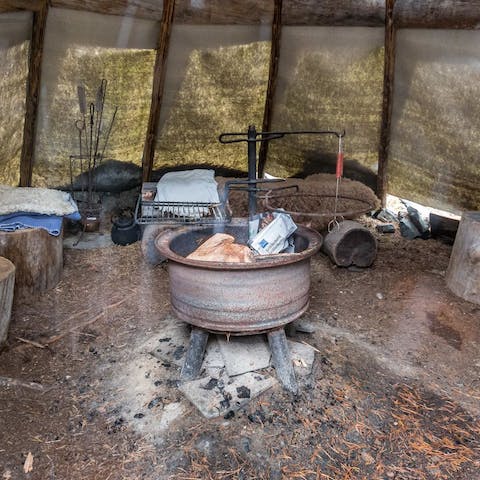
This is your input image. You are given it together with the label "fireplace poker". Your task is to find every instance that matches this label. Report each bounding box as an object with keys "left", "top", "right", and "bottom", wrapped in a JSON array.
[{"left": 329, "top": 132, "right": 345, "bottom": 232}]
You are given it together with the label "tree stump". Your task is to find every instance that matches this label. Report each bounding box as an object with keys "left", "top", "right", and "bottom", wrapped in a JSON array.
[
  {"left": 322, "top": 220, "right": 377, "bottom": 267},
  {"left": 446, "top": 212, "right": 480, "bottom": 305},
  {"left": 0, "top": 228, "right": 63, "bottom": 304},
  {"left": 0, "top": 257, "right": 15, "bottom": 345}
]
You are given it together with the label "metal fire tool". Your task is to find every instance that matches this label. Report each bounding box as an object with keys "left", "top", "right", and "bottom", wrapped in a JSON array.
[
  {"left": 328, "top": 132, "right": 345, "bottom": 232},
  {"left": 70, "top": 80, "right": 118, "bottom": 242}
]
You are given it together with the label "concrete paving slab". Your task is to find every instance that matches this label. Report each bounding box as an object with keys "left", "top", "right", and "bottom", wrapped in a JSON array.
[
  {"left": 150, "top": 323, "right": 191, "bottom": 367},
  {"left": 63, "top": 232, "right": 114, "bottom": 249},
  {"left": 218, "top": 335, "right": 271, "bottom": 376},
  {"left": 288, "top": 340, "right": 316, "bottom": 377},
  {"left": 203, "top": 337, "right": 225, "bottom": 369},
  {"left": 151, "top": 327, "right": 226, "bottom": 372},
  {"left": 179, "top": 372, "right": 277, "bottom": 419}
]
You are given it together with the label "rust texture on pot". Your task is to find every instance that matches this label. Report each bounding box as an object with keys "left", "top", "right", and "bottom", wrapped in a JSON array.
[{"left": 155, "top": 221, "right": 322, "bottom": 333}]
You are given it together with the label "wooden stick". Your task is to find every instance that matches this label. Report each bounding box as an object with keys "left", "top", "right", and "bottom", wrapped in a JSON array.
[
  {"left": 44, "top": 296, "right": 130, "bottom": 345},
  {"left": 16, "top": 337, "right": 46, "bottom": 349},
  {"left": 19, "top": 0, "right": 48, "bottom": 187},
  {"left": 258, "top": 0, "right": 283, "bottom": 179},
  {"left": 377, "top": 0, "right": 397, "bottom": 206},
  {"left": 0, "top": 376, "right": 44, "bottom": 391},
  {"left": 300, "top": 340, "right": 321, "bottom": 353},
  {"left": 142, "top": 0, "right": 176, "bottom": 182}
]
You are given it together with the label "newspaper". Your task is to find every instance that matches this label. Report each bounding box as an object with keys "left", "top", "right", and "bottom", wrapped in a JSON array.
[{"left": 250, "top": 212, "right": 297, "bottom": 255}]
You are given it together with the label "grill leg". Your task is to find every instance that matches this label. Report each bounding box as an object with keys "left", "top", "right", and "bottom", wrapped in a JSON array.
[
  {"left": 180, "top": 327, "right": 209, "bottom": 381},
  {"left": 268, "top": 328, "right": 298, "bottom": 395}
]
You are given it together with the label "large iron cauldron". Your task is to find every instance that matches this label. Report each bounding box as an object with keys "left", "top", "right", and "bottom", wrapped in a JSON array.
[{"left": 155, "top": 220, "right": 322, "bottom": 334}]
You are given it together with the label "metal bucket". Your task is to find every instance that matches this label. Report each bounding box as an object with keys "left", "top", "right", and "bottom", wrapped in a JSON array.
[{"left": 155, "top": 220, "right": 322, "bottom": 334}]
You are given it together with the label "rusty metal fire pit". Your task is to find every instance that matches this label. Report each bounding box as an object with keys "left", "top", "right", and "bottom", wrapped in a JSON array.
[{"left": 155, "top": 219, "right": 322, "bottom": 394}]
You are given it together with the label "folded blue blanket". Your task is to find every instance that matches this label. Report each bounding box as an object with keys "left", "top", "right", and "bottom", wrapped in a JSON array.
[{"left": 0, "top": 211, "right": 81, "bottom": 236}]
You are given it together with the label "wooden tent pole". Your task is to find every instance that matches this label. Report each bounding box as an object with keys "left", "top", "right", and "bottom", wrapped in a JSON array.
[
  {"left": 258, "top": 0, "right": 282, "bottom": 179},
  {"left": 377, "top": 0, "right": 397, "bottom": 206},
  {"left": 142, "top": 0, "right": 176, "bottom": 182},
  {"left": 19, "top": 0, "right": 48, "bottom": 187}
]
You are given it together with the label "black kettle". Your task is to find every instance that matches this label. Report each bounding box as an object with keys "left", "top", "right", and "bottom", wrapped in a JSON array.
[{"left": 111, "top": 210, "right": 141, "bottom": 246}]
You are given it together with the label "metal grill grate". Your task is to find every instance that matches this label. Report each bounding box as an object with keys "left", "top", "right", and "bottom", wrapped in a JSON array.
[{"left": 134, "top": 196, "right": 230, "bottom": 225}]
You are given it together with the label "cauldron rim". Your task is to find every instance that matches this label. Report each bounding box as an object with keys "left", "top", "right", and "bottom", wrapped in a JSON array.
[{"left": 155, "top": 221, "right": 322, "bottom": 270}]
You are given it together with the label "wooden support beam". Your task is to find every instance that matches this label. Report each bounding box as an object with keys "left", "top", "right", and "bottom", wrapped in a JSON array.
[
  {"left": 174, "top": 0, "right": 273, "bottom": 24},
  {"left": 395, "top": 0, "right": 480, "bottom": 29},
  {"left": 142, "top": 0, "right": 175, "bottom": 182},
  {"left": 49, "top": 0, "right": 165, "bottom": 20},
  {"left": 377, "top": 0, "right": 396, "bottom": 206},
  {"left": 7, "top": 0, "right": 480, "bottom": 28},
  {"left": 19, "top": 0, "right": 48, "bottom": 187},
  {"left": 0, "top": 1, "right": 43, "bottom": 14},
  {"left": 282, "top": 0, "right": 384, "bottom": 26},
  {"left": 258, "top": 0, "right": 282, "bottom": 179}
]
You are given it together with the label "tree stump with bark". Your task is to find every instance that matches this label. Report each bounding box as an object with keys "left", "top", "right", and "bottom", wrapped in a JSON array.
[
  {"left": 322, "top": 220, "right": 377, "bottom": 267},
  {"left": 0, "top": 256, "right": 15, "bottom": 345},
  {"left": 446, "top": 212, "right": 480, "bottom": 305},
  {"left": 0, "top": 228, "right": 63, "bottom": 304}
]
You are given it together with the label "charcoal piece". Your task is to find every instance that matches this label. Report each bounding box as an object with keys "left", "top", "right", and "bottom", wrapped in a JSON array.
[
  {"left": 236, "top": 386, "right": 251, "bottom": 399},
  {"left": 224, "top": 410, "right": 235, "bottom": 419},
  {"left": 220, "top": 392, "right": 232, "bottom": 409},
  {"left": 147, "top": 396, "right": 163, "bottom": 409},
  {"left": 241, "top": 437, "right": 251, "bottom": 452},
  {"left": 201, "top": 378, "right": 218, "bottom": 391},
  {"left": 134, "top": 413, "right": 145, "bottom": 419},
  {"left": 376, "top": 224, "right": 395, "bottom": 233},
  {"left": 248, "top": 409, "right": 267, "bottom": 424},
  {"left": 173, "top": 345, "right": 186, "bottom": 360}
]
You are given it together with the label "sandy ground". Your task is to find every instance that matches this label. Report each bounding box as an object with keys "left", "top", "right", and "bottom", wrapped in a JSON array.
[{"left": 1, "top": 217, "right": 479, "bottom": 479}]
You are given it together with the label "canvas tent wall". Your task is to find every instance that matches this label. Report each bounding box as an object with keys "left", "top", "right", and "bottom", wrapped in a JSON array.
[
  {"left": 0, "top": 11, "right": 31, "bottom": 186},
  {"left": 0, "top": 0, "right": 479, "bottom": 215}
]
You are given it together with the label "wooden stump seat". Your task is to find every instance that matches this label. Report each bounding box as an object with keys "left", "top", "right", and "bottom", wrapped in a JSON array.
[
  {"left": 0, "top": 256, "right": 15, "bottom": 345},
  {"left": 0, "top": 228, "right": 63, "bottom": 304},
  {"left": 446, "top": 211, "right": 480, "bottom": 305}
]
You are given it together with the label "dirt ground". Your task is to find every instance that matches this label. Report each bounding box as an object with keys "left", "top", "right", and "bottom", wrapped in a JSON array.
[{"left": 1, "top": 217, "right": 480, "bottom": 480}]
